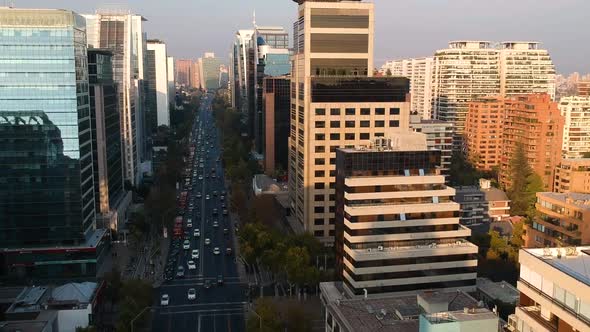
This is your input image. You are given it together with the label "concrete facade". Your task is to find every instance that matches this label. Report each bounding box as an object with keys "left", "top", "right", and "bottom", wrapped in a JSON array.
[
  {"left": 558, "top": 96, "right": 590, "bottom": 159},
  {"left": 554, "top": 158, "right": 590, "bottom": 194}
]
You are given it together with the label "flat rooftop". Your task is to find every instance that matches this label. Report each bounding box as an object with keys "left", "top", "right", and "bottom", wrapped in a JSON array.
[
  {"left": 524, "top": 246, "right": 590, "bottom": 286},
  {"left": 321, "top": 281, "right": 480, "bottom": 332},
  {"left": 423, "top": 307, "right": 498, "bottom": 324},
  {"left": 351, "top": 239, "right": 477, "bottom": 258},
  {"left": 477, "top": 278, "right": 519, "bottom": 304},
  {"left": 539, "top": 192, "right": 590, "bottom": 209}
]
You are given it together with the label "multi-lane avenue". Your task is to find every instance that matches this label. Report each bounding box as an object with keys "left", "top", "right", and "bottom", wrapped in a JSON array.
[{"left": 151, "top": 94, "right": 246, "bottom": 332}]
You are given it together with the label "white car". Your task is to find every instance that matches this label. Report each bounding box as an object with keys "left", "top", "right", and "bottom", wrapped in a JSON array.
[
  {"left": 213, "top": 247, "right": 221, "bottom": 255},
  {"left": 187, "top": 288, "right": 196, "bottom": 300},
  {"left": 193, "top": 229, "right": 200, "bottom": 237},
  {"left": 212, "top": 220, "right": 218, "bottom": 228},
  {"left": 187, "top": 260, "right": 196, "bottom": 270},
  {"left": 198, "top": 175, "right": 203, "bottom": 180},
  {"left": 160, "top": 294, "right": 169, "bottom": 306},
  {"left": 191, "top": 249, "right": 199, "bottom": 259},
  {"left": 205, "top": 195, "right": 210, "bottom": 200},
  {"left": 187, "top": 219, "right": 192, "bottom": 228},
  {"left": 183, "top": 240, "right": 190, "bottom": 250},
  {"left": 205, "top": 238, "right": 211, "bottom": 245}
]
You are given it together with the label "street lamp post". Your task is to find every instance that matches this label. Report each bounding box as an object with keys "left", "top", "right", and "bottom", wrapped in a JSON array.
[{"left": 130, "top": 306, "right": 153, "bottom": 332}]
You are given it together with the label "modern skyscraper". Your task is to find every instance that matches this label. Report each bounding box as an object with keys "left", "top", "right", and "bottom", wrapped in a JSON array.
[
  {"left": 559, "top": 96, "right": 590, "bottom": 159},
  {"left": 174, "top": 59, "right": 193, "bottom": 87},
  {"left": 465, "top": 96, "right": 505, "bottom": 171},
  {"left": 508, "top": 246, "right": 590, "bottom": 332},
  {"left": 289, "top": 0, "right": 411, "bottom": 244},
  {"left": 525, "top": 192, "right": 590, "bottom": 247},
  {"left": 88, "top": 49, "right": 131, "bottom": 231},
  {"left": 334, "top": 134, "right": 477, "bottom": 295},
  {"left": 200, "top": 52, "right": 224, "bottom": 90},
  {"left": 146, "top": 39, "right": 170, "bottom": 132},
  {"left": 231, "top": 30, "right": 254, "bottom": 111},
  {"left": 262, "top": 76, "right": 291, "bottom": 173},
  {"left": 499, "top": 94, "right": 564, "bottom": 191},
  {"left": 432, "top": 41, "right": 501, "bottom": 149},
  {"left": 0, "top": 8, "right": 107, "bottom": 280},
  {"left": 554, "top": 159, "right": 590, "bottom": 194},
  {"left": 381, "top": 57, "right": 435, "bottom": 119},
  {"left": 83, "top": 11, "right": 148, "bottom": 185},
  {"left": 167, "top": 56, "right": 175, "bottom": 105}
]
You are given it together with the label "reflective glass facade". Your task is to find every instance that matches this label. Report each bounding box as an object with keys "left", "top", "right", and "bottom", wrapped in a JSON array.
[{"left": 0, "top": 9, "right": 95, "bottom": 248}]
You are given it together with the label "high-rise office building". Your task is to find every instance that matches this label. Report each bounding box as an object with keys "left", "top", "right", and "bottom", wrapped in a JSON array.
[
  {"left": 231, "top": 30, "right": 254, "bottom": 111},
  {"left": 465, "top": 96, "right": 505, "bottom": 171},
  {"left": 525, "top": 192, "right": 590, "bottom": 248},
  {"left": 289, "top": 0, "right": 412, "bottom": 244},
  {"left": 499, "top": 94, "right": 564, "bottom": 191},
  {"left": 0, "top": 8, "right": 108, "bottom": 280},
  {"left": 334, "top": 134, "right": 477, "bottom": 295},
  {"left": 146, "top": 39, "right": 170, "bottom": 132},
  {"left": 200, "top": 52, "right": 224, "bottom": 90},
  {"left": 167, "top": 56, "right": 175, "bottom": 105},
  {"left": 253, "top": 26, "right": 290, "bottom": 154},
  {"left": 262, "top": 76, "right": 291, "bottom": 173},
  {"left": 559, "top": 96, "right": 590, "bottom": 159},
  {"left": 432, "top": 41, "right": 501, "bottom": 149},
  {"left": 381, "top": 57, "right": 435, "bottom": 119},
  {"left": 88, "top": 49, "right": 131, "bottom": 231},
  {"left": 507, "top": 246, "right": 590, "bottom": 332},
  {"left": 191, "top": 60, "right": 202, "bottom": 89},
  {"left": 554, "top": 159, "right": 590, "bottom": 194},
  {"left": 84, "top": 11, "right": 148, "bottom": 185},
  {"left": 409, "top": 114, "right": 453, "bottom": 179},
  {"left": 175, "top": 59, "right": 193, "bottom": 87}
]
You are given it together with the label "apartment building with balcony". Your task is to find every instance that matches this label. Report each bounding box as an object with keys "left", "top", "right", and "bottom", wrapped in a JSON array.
[
  {"left": 465, "top": 96, "right": 505, "bottom": 171},
  {"left": 577, "top": 81, "right": 590, "bottom": 97},
  {"left": 507, "top": 246, "right": 590, "bottom": 332},
  {"left": 499, "top": 94, "right": 564, "bottom": 191},
  {"left": 559, "top": 96, "right": 590, "bottom": 159},
  {"left": 289, "top": 0, "right": 412, "bottom": 244},
  {"left": 381, "top": 57, "right": 435, "bottom": 119},
  {"left": 525, "top": 192, "right": 590, "bottom": 248},
  {"left": 334, "top": 133, "right": 477, "bottom": 295},
  {"left": 554, "top": 159, "right": 590, "bottom": 194},
  {"left": 410, "top": 114, "right": 453, "bottom": 179}
]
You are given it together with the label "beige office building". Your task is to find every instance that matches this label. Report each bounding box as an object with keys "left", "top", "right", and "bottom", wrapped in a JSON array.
[
  {"left": 289, "top": 0, "right": 411, "bottom": 244},
  {"left": 559, "top": 96, "right": 590, "bottom": 159},
  {"left": 507, "top": 247, "right": 590, "bottom": 332}
]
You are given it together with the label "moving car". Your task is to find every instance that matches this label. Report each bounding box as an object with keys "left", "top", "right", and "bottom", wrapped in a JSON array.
[
  {"left": 161, "top": 294, "right": 169, "bottom": 306},
  {"left": 213, "top": 247, "right": 220, "bottom": 255},
  {"left": 183, "top": 240, "right": 190, "bottom": 250},
  {"left": 213, "top": 220, "right": 218, "bottom": 228},
  {"left": 205, "top": 238, "right": 211, "bottom": 245},
  {"left": 193, "top": 229, "right": 200, "bottom": 237},
  {"left": 226, "top": 247, "right": 232, "bottom": 255},
  {"left": 191, "top": 249, "right": 199, "bottom": 259},
  {"left": 186, "top": 219, "right": 192, "bottom": 228},
  {"left": 205, "top": 195, "right": 210, "bottom": 200},
  {"left": 187, "top": 288, "right": 196, "bottom": 300},
  {"left": 217, "top": 275, "right": 224, "bottom": 285},
  {"left": 187, "top": 260, "right": 196, "bottom": 270},
  {"left": 176, "top": 266, "right": 185, "bottom": 278},
  {"left": 204, "top": 279, "right": 211, "bottom": 289}
]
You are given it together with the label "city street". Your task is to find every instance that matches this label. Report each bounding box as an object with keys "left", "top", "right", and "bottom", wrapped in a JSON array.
[{"left": 151, "top": 94, "right": 246, "bottom": 332}]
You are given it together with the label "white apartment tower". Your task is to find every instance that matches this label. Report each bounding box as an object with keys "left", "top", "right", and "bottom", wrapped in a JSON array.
[
  {"left": 382, "top": 57, "right": 435, "bottom": 119},
  {"left": 231, "top": 29, "right": 254, "bottom": 112},
  {"left": 335, "top": 134, "right": 477, "bottom": 295},
  {"left": 147, "top": 40, "right": 170, "bottom": 127},
  {"left": 432, "top": 41, "right": 501, "bottom": 149},
  {"left": 289, "top": 0, "right": 411, "bottom": 244},
  {"left": 167, "top": 56, "right": 175, "bottom": 106},
  {"left": 83, "top": 12, "right": 147, "bottom": 185},
  {"left": 559, "top": 96, "right": 590, "bottom": 159}
]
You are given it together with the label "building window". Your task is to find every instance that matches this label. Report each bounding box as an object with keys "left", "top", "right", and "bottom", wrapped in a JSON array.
[
  {"left": 375, "top": 132, "right": 384, "bottom": 137},
  {"left": 314, "top": 183, "right": 325, "bottom": 189},
  {"left": 315, "top": 170, "right": 325, "bottom": 177},
  {"left": 345, "top": 133, "right": 355, "bottom": 140},
  {"left": 345, "top": 108, "right": 355, "bottom": 115},
  {"left": 314, "top": 218, "right": 324, "bottom": 225},
  {"left": 390, "top": 108, "right": 400, "bottom": 115},
  {"left": 330, "top": 121, "right": 340, "bottom": 128},
  {"left": 360, "top": 121, "right": 370, "bottom": 127},
  {"left": 315, "top": 158, "right": 325, "bottom": 165},
  {"left": 314, "top": 194, "right": 324, "bottom": 201},
  {"left": 330, "top": 158, "right": 336, "bottom": 165},
  {"left": 315, "top": 108, "right": 325, "bottom": 115},
  {"left": 360, "top": 133, "right": 370, "bottom": 139},
  {"left": 329, "top": 218, "right": 335, "bottom": 225},
  {"left": 314, "top": 206, "right": 325, "bottom": 213},
  {"left": 330, "top": 108, "right": 340, "bottom": 115},
  {"left": 329, "top": 170, "right": 336, "bottom": 177},
  {"left": 330, "top": 133, "right": 340, "bottom": 140},
  {"left": 329, "top": 194, "right": 335, "bottom": 201},
  {"left": 329, "top": 230, "right": 335, "bottom": 236},
  {"left": 375, "top": 108, "right": 385, "bottom": 115},
  {"left": 389, "top": 120, "right": 399, "bottom": 127},
  {"left": 315, "top": 133, "right": 325, "bottom": 141},
  {"left": 375, "top": 120, "right": 385, "bottom": 127},
  {"left": 315, "top": 121, "right": 325, "bottom": 128},
  {"left": 360, "top": 108, "right": 370, "bottom": 115},
  {"left": 314, "top": 230, "right": 324, "bottom": 237},
  {"left": 315, "top": 146, "right": 325, "bottom": 153},
  {"left": 330, "top": 146, "right": 338, "bottom": 153}
]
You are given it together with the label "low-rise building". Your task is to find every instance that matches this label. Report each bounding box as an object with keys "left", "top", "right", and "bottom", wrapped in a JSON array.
[
  {"left": 454, "top": 186, "right": 489, "bottom": 226},
  {"left": 507, "top": 246, "right": 590, "bottom": 332},
  {"left": 480, "top": 179, "right": 511, "bottom": 221},
  {"left": 320, "top": 282, "right": 498, "bottom": 332},
  {"left": 476, "top": 278, "right": 519, "bottom": 320},
  {"left": 554, "top": 158, "right": 590, "bottom": 194},
  {"left": 525, "top": 192, "right": 590, "bottom": 247}
]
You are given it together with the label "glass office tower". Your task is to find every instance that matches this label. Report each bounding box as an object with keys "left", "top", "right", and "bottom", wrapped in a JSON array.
[{"left": 0, "top": 8, "right": 104, "bottom": 281}]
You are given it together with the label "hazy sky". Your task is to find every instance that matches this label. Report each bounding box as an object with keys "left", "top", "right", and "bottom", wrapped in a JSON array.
[{"left": 16, "top": 0, "right": 590, "bottom": 74}]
